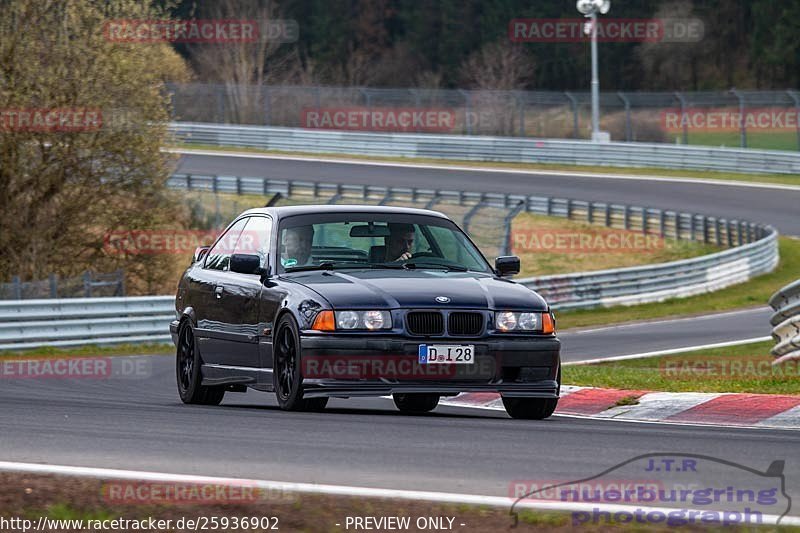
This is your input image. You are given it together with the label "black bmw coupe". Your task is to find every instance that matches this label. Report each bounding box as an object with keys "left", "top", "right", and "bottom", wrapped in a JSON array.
[{"left": 171, "top": 205, "right": 561, "bottom": 419}]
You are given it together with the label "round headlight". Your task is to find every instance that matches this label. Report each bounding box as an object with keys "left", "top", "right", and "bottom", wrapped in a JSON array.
[
  {"left": 336, "top": 310, "right": 360, "bottom": 329},
  {"left": 496, "top": 311, "right": 517, "bottom": 331},
  {"left": 518, "top": 312, "right": 539, "bottom": 331},
  {"left": 363, "top": 310, "right": 387, "bottom": 330}
]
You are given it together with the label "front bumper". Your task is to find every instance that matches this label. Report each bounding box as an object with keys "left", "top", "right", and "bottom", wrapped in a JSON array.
[{"left": 298, "top": 334, "right": 561, "bottom": 399}]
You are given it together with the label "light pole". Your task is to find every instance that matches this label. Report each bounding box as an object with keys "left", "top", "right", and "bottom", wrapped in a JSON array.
[{"left": 577, "top": 0, "right": 610, "bottom": 141}]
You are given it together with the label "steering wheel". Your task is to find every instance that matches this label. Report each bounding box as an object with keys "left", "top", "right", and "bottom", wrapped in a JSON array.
[{"left": 410, "top": 251, "right": 437, "bottom": 259}]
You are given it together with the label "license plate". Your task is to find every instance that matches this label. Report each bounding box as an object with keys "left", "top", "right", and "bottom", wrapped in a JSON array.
[{"left": 418, "top": 344, "right": 474, "bottom": 364}]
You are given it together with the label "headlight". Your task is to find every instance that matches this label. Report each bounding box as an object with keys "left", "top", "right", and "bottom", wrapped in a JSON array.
[
  {"left": 495, "top": 311, "right": 554, "bottom": 333},
  {"left": 334, "top": 310, "right": 392, "bottom": 330},
  {"left": 496, "top": 311, "right": 518, "bottom": 332},
  {"left": 518, "top": 312, "right": 539, "bottom": 330},
  {"left": 336, "top": 310, "right": 360, "bottom": 329}
]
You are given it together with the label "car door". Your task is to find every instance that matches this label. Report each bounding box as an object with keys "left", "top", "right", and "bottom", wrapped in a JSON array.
[
  {"left": 216, "top": 215, "right": 274, "bottom": 368},
  {"left": 191, "top": 216, "right": 249, "bottom": 365}
]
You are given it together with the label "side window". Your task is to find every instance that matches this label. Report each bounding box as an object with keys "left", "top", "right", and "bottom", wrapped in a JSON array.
[
  {"left": 204, "top": 217, "right": 249, "bottom": 271},
  {"left": 236, "top": 216, "right": 272, "bottom": 269}
]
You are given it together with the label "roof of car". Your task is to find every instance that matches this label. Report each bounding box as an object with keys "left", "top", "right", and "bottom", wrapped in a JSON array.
[{"left": 239, "top": 204, "right": 450, "bottom": 220}]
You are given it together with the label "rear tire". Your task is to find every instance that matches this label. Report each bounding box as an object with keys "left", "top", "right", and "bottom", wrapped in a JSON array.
[
  {"left": 273, "top": 315, "right": 328, "bottom": 412},
  {"left": 393, "top": 393, "right": 440, "bottom": 414},
  {"left": 176, "top": 322, "right": 225, "bottom": 406}
]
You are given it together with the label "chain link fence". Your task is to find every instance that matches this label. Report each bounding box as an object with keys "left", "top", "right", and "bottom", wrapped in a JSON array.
[
  {"left": 167, "top": 83, "right": 800, "bottom": 151},
  {"left": 0, "top": 270, "right": 125, "bottom": 300}
]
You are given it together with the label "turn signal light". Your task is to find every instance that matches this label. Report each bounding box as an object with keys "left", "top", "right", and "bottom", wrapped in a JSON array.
[
  {"left": 311, "top": 310, "right": 336, "bottom": 331},
  {"left": 542, "top": 312, "right": 555, "bottom": 334}
]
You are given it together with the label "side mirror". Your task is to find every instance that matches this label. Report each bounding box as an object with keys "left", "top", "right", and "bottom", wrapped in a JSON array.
[
  {"left": 193, "top": 245, "right": 210, "bottom": 264},
  {"left": 495, "top": 255, "right": 520, "bottom": 277},
  {"left": 230, "top": 253, "right": 264, "bottom": 275}
]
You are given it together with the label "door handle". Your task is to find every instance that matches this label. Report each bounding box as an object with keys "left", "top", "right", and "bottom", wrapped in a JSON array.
[{"left": 214, "top": 286, "right": 223, "bottom": 299}]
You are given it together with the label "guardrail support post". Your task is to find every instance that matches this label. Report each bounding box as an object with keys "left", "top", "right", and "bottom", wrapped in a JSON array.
[
  {"left": 623, "top": 206, "right": 630, "bottom": 230},
  {"left": 689, "top": 215, "right": 696, "bottom": 241},
  {"left": 642, "top": 208, "right": 649, "bottom": 234},
  {"left": 587, "top": 202, "right": 594, "bottom": 223},
  {"left": 659, "top": 210, "right": 666, "bottom": 237},
  {"left": 566, "top": 199, "right": 573, "bottom": 220},
  {"left": 604, "top": 204, "right": 611, "bottom": 227},
  {"left": 726, "top": 221, "right": 733, "bottom": 247},
  {"left": 546, "top": 197, "right": 552, "bottom": 216},
  {"left": 702, "top": 216, "right": 709, "bottom": 243},
  {"left": 715, "top": 219, "right": 722, "bottom": 246},
  {"left": 674, "top": 212, "right": 681, "bottom": 239}
]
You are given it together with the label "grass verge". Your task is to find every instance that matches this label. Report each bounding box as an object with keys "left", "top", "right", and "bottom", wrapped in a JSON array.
[
  {"left": 3, "top": 473, "right": 793, "bottom": 532},
  {"left": 512, "top": 212, "right": 719, "bottom": 277},
  {"left": 563, "top": 340, "right": 800, "bottom": 394},
  {"left": 0, "top": 343, "right": 173, "bottom": 359},
  {"left": 555, "top": 236, "right": 798, "bottom": 331},
  {"left": 169, "top": 142, "right": 800, "bottom": 187}
]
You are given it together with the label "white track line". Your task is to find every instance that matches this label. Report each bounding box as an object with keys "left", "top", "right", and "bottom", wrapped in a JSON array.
[
  {"left": 165, "top": 147, "right": 800, "bottom": 192},
  {"left": 0, "top": 461, "right": 795, "bottom": 525},
  {"left": 565, "top": 306, "right": 771, "bottom": 335},
  {"left": 564, "top": 336, "right": 771, "bottom": 365}
]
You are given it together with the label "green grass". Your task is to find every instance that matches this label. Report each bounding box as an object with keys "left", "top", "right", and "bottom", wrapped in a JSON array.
[
  {"left": 0, "top": 343, "right": 173, "bottom": 359},
  {"left": 688, "top": 131, "right": 800, "bottom": 152},
  {"left": 563, "top": 340, "right": 800, "bottom": 394},
  {"left": 555, "top": 236, "right": 799, "bottom": 331},
  {"left": 170, "top": 143, "right": 800, "bottom": 187},
  {"left": 512, "top": 212, "right": 720, "bottom": 277}
]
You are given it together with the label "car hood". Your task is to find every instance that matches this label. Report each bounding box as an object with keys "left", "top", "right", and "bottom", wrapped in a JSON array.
[{"left": 284, "top": 269, "right": 548, "bottom": 310}]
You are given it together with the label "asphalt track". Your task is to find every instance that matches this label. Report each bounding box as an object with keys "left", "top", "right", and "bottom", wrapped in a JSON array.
[
  {"left": 1, "top": 355, "right": 799, "bottom": 506},
  {"left": 175, "top": 151, "right": 789, "bottom": 351},
  {"left": 3, "top": 153, "right": 797, "bottom": 519},
  {"left": 175, "top": 152, "right": 800, "bottom": 235}
]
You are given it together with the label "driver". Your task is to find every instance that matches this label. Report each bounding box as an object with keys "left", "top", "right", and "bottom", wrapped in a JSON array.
[
  {"left": 385, "top": 223, "right": 415, "bottom": 262},
  {"left": 281, "top": 225, "right": 314, "bottom": 267}
]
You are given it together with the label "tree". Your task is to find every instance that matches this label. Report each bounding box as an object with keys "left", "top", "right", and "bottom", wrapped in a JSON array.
[{"left": 0, "top": 0, "right": 191, "bottom": 294}]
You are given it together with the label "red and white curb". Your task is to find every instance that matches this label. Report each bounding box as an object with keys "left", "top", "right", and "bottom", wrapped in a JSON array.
[{"left": 442, "top": 387, "right": 800, "bottom": 429}]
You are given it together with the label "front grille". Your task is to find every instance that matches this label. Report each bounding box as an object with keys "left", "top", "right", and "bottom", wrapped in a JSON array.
[
  {"left": 406, "top": 311, "right": 444, "bottom": 336},
  {"left": 448, "top": 312, "right": 484, "bottom": 335}
]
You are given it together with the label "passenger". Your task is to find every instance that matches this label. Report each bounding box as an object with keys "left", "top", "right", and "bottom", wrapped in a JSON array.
[{"left": 281, "top": 225, "right": 314, "bottom": 267}]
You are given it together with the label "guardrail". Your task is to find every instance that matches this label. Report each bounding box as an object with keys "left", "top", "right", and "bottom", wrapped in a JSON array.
[
  {"left": 0, "top": 297, "right": 174, "bottom": 351},
  {"left": 769, "top": 280, "right": 800, "bottom": 364},
  {"left": 0, "top": 175, "right": 779, "bottom": 350},
  {"left": 169, "top": 122, "right": 800, "bottom": 175},
  {"left": 174, "top": 173, "right": 778, "bottom": 310}
]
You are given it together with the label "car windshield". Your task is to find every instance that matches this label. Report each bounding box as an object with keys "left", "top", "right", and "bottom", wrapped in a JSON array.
[{"left": 277, "top": 213, "right": 491, "bottom": 274}]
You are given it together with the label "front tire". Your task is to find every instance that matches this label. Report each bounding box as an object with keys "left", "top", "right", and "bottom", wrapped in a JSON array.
[
  {"left": 176, "top": 322, "right": 225, "bottom": 405},
  {"left": 502, "top": 367, "right": 560, "bottom": 420},
  {"left": 502, "top": 397, "right": 558, "bottom": 419},
  {"left": 393, "top": 393, "right": 440, "bottom": 414},
  {"left": 273, "top": 315, "right": 328, "bottom": 412}
]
